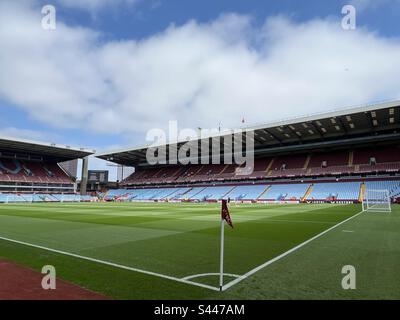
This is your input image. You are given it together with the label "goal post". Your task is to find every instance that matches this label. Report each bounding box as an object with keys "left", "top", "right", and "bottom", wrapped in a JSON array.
[{"left": 362, "top": 189, "right": 391, "bottom": 213}]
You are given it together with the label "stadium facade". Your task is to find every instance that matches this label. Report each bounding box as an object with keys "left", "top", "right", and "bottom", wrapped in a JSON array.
[{"left": 97, "top": 100, "right": 400, "bottom": 203}]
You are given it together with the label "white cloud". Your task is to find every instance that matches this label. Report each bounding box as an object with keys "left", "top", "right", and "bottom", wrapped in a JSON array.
[{"left": 1, "top": 1, "right": 400, "bottom": 141}]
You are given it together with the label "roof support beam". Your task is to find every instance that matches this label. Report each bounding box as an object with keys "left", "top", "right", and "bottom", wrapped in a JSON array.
[
  {"left": 263, "top": 129, "right": 282, "bottom": 145},
  {"left": 365, "top": 111, "right": 375, "bottom": 129},
  {"left": 309, "top": 122, "right": 324, "bottom": 140},
  {"left": 286, "top": 126, "right": 303, "bottom": 143},
  {"left": 337, "top": 117, "right": 348, "bottom": 134}
]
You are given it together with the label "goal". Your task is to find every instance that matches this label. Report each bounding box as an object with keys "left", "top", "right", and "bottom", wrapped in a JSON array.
[{"left": 362, "top": 189, "right": 391, "bottom": 213}]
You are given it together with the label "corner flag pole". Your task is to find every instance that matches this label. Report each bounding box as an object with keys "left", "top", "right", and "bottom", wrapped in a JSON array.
[
  {"left": 219, "top": 199, "right": 233, "bottom": 292},
  {"left": 219, "top": 215, "right": 224, "bottom": 291}
]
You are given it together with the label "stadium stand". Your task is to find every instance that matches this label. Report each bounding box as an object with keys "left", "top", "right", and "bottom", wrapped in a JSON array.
[
  {"left": 0, "top": 136, "right": 94, "bottom": 202},
  {"left": 262, "top": 183, "right": 310, "bottom": 201},
  {"left": 190, "top": 186, "right": 233, "bottom": 201},
  {"left": 115, "top": 145, "right": 400, "bottom": 186},
  {"left": 0, "top": 160, "right": 72, "bottom": 184},
  {"left": 0, "top": 193, "right": 95, "bottom": 203},
  {"left": 306, "top": 182, "right": 361, "bottom": 201},
  {"left": 225, "top": 184, "right": 268, "bottom": 200},
  {"left": 101, "top": 177, "right": 400, "bottom": 202},
  {"left": 364, "top": 180, "right": 400, "bottom": 197},
  {"left": 105, "top": 180, "right": 397, "bottom": 202},
  {"left": 176, "top": 187, "right": 206, "bottom": 200},
  {"left": 95, "top": 100, "right": 400, "bottom": 204}
]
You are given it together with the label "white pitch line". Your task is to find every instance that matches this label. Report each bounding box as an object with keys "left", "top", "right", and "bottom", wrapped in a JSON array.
[
  {"left": 222, "top": 210, "right": 364, "bottom": 291},
  {"left": 182, "top": 273, "right": 241, "bottom": 281},
  {"left": 0, "top": 235, "right": 220, "bottom": 292}
]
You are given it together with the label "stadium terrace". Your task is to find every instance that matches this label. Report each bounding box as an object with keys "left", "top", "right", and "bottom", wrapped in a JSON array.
[
  {"left": 96, "top": 100, "right": 400, "bottom": 205},
  {"left": 0, "top": 136, "right": 95, "bottom": 202}
]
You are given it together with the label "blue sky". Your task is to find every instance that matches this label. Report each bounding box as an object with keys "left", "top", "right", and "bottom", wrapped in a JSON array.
[
  {"left": 55, "top": 0, "right": 400, "bottom": 39},
  {"left": 1, "top": 0, "right": 400, "bottom": 179}
]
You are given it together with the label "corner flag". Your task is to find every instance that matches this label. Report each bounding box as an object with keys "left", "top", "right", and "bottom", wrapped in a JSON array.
[
  {"left": 219, "top": 199, "right": 233, "bottom": 291},
  {"left": 221, "top": 199, "right": 233, "bottom": 228}
]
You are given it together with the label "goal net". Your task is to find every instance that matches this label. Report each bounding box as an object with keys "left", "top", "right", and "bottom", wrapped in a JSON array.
[{"left": 362, "top": 189, "right": 391, "bottom": 213}]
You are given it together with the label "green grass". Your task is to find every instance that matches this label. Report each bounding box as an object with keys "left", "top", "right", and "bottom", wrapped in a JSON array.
[{"left": 0, "top": 202, "right": 399, "bottom": 299}]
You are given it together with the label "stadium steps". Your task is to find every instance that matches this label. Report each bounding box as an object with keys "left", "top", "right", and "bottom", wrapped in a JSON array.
[
  {"left": 359, "top": 183, "right": 366, "bottom": 202},
  {"left": 302, "top": 184, "right": 314, "bottom": 201},
  {"left": 218, "top": 166, "right": 227, "bottom": 175},
  {"left": 179, "top": 188, "right": 193, "bottom": 197},
  {"left": 50, "top": 194, "right": 60, "bottom": 202},
  {"left": 194, "top": 166, "right": 205, "bottom": 175},
  {"left": 57, "top": 163, "right": 74, "bottom": 182},
  {"left": 257, "top": 185, "right": 271, "bottom": 200},
  {"left": 167, "top": 188, "right": 191, "bottom": 199},
  {"left": 152, "top": 168, "right": 165, "bottom": 178},
  {"left": 172, "top": 167, "right": 186, "bottom": 177},
  {"left": 159, "top": 189, "right": 177, "bottom": 200},
  {"left": 18, "top": 194, "right": 31, "bottom": 202},
  {"left": 266, "top": 158, "right": 275, "bottom": 173},
  {"left": 188, "top": 187, "right": 207, "bottom": 199},
  {"left": 222, "top": 186, "right": 237, "bottom": 199},
  {"left": 303, "top": 155, "right": 311, "bottom": 169},
  {"left": 219, "top": 164, "right": 231, "bottom": 175},
  {"left": 348, "top": 150, "right": 353, "bottom": 166}
]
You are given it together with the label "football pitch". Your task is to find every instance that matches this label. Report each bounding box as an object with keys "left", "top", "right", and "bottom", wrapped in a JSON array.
[{"left": 0, "top": 202, "right": 399, "bottom": 299}]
